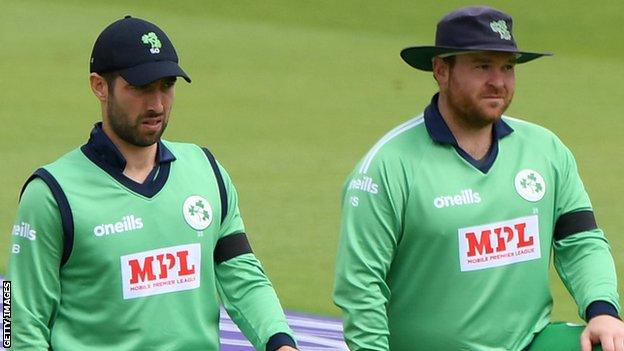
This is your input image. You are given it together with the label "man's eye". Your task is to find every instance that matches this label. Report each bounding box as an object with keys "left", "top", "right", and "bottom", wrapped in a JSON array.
[
  {"left": 130, "top": 84, "right": 149, "bottom": 91},
  {"left": 162, "top": 79, "right": 177, "bottom": 88}
]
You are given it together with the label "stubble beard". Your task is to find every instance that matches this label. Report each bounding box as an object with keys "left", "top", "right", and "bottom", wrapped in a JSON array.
[
  {"left": 447, "top": 79, "right": 513, "bottom": 129},
  {"left": 106, "top": 97, "right": 168, "bottom": 147}
]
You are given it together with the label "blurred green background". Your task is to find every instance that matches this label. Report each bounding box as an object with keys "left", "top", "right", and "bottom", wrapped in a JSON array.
[{"left": 1, "top": 0, "right": 623, "bottom": 321}]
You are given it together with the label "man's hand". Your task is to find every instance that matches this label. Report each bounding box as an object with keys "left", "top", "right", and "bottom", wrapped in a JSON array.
[
  {"left": 581, "top": 315, "right": 624, "bottom": 351},
  {"left": 276, "top": 347, "right": 298, "bottom": 351}
]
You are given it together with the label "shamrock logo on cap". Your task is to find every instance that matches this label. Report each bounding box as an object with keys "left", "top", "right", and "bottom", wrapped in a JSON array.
[
  {"left": 490, "top": 20, "right": 512, "bottom": 40},
  {"left": 141, "top": 32, "right": 162, "bottom": 54}
]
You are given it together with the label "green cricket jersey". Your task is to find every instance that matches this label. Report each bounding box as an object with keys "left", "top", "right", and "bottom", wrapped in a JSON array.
[
  {"left": 333, "top": 94, "right": 620, "bottom": 350},
  {"left": 7, "top": 124, "right": 295, "bottom": 350}
]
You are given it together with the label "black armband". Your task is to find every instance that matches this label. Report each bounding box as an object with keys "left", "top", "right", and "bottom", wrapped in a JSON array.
[
  {"left": 214, "top": 232, "right": 253, "bottom": 264},
  {"left": 554, "top": 210, "right": 597, "bottom": 241}
]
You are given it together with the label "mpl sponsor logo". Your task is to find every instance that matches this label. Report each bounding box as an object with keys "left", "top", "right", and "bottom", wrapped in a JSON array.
[
  {"left": 458, "top": 215, "right": 540, "bottom": 272},
  {"left": 120, "top": 244, "right": 201, "bottom": 299}
]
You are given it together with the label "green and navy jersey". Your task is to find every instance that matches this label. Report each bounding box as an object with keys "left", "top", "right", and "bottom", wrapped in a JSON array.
[
  {"left": 7, "top": 123, "right": 296, "bottom": 350},
  {"left": 333, "top": 94, "right": 620, "bottom": 351}
]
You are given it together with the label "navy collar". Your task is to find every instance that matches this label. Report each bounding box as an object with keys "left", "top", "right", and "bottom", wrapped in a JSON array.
[
  {"left": 85, "top": 122, "right": 175, "bottom": 171},
  {"left": 424, "top": 93, "right": 514, "bottom": 173},
  {"left": 80, "top": 122, "right": 176, "bottom": 197}
]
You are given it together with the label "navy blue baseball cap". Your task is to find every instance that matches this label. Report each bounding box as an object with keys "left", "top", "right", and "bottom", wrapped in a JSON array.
[
  {"left": 90, "top": 15, "right": 191, "bottom": 86},
  {"left": 401, "top": 6, "right": 552, "bottom": 71}
]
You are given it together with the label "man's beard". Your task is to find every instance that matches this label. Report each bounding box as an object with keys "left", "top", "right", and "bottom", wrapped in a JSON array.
[
  {"left": 106, "top": 97, "right": 168, "bottom": 147},
  {"left": 447, "top": 79, "right": 513, "bottom": 129}
]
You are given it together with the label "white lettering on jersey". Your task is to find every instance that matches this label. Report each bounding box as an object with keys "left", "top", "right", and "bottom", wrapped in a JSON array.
[
  {"left": 348, "top": 175, "right": 379, "bottom": 195},
  {"left": 458, "top": 215, "right": 540, "bottom": 272},
  {"left": 12, "top": 222, "right": 37, "bottom": 241},
  {"left": 349, "top": 196, "right": 359, "bottom": 207},
  {"left": 93, "top": 215, "right": 144, "bottom": 237},
  {"left": 120, "top": 244, "right": 201, "bottom": 299},
  {"left": 433, "top": 189, "right": 482, "bottom": 208}
]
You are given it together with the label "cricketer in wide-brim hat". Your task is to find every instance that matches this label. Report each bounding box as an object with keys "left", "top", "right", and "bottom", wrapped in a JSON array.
[{"left": 400, "top": 6, "right": 552, "bottom": 71}]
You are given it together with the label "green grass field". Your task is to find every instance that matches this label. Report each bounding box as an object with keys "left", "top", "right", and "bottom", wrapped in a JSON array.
[{"left": 1, "top": 0, "right": 623, "bottom": 321}]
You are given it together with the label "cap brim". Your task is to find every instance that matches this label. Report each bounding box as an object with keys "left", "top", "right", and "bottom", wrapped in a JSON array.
[
  {"left": 400, "top": 46, "right": 552, "bottom": 71},
  {"left": 119, "top": 61, "right": 192, "bottom": 86}
]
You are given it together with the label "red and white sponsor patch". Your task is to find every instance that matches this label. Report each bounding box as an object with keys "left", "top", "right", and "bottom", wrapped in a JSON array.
[
  {"left": 458, "top": 215, "right": 540, "bottom": 272},
  {"left": 120, "top": 243, "right": 201, "bottom": 299}
]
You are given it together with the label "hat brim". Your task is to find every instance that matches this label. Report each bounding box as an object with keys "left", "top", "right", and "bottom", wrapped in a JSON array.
[
  {"left": 400, "top": 46, "right": 552, "bottom": 71},
  {"left": 120, "top": 60, "right": 192, "bottom": 86}
]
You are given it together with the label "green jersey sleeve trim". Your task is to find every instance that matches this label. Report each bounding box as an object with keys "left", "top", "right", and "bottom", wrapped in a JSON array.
[
  {"left": 358, "top": 115, "right": 423, "bottom": 174},
  {"left": 216, "top": 253, "right": 296, "bottom": 350},
  {"left": 9, "top": 177, "right": 64, "bottom": 349},
  {"left": 201, "top": 147, "right": 228, "bottom": 224},
  {"left": 21, "top": 168, "right": 74, "bottom": 266},
  {"left": 554, "top": 228, "right": 620, "bottom": 319}
]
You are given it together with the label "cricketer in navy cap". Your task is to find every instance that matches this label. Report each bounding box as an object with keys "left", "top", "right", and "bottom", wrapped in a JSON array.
[{"left": 90, "top": 15, "right": 191, "bottom": 86}]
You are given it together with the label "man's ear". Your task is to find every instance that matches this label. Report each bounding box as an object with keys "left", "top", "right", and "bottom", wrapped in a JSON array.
[
  {"left": 90, "top": 73, "right": 108, "bottom": 102},
  {"left": 432, "top": 56, "right": 450, "bottom": 88}
]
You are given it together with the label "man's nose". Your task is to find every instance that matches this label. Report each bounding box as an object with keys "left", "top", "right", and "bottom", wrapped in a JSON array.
[
  {"left": 487, "top": 69, "right": 508, "bottom": 90},
  {"left": 145, "top": 91, "right": 165, "bottom": 114}
]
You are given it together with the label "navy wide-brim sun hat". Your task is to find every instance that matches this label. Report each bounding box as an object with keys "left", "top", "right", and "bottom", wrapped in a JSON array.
[{"left": 401, "top": 6, "right": 552, "bottom": 71}]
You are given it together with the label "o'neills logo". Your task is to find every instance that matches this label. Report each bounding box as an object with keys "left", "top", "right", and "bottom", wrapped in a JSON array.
[
  {"left": 434, "top": 189, "right": 481, "bottom": 208},
  {"left": 458, "top": 215, "right": 541, "bottom": 272},
  {"left": 12, "top": 222, "right": 36, "bottom": 241},
  {"left": 93, "top": 215, "right": 144, "bottom": 237},
  {"left": 348, "top": 176, "right": 379, "bottom": 194}
]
